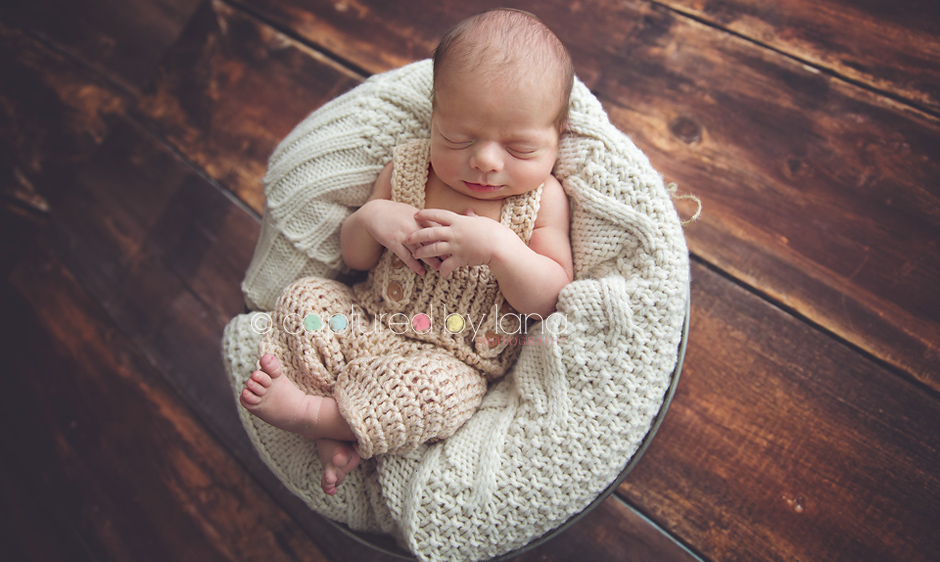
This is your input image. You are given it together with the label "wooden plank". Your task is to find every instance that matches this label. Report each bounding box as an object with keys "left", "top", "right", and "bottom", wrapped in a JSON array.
[
  {"left": 226, "top": 0, "right": 940, "bottom": 113},
  {"left": 0, "top": 21, "right": 128, "bottom": 201},
  {"left": 592, "top": 3, "right": 940, "bottom": 385},
  {"left": 225, "top": 0, "right": 446, "bottom": 74},
  {"left": 4, "top": 250, "right": 335, "bottom": 562},
  {"left": 619, "top": 260, "right": 940, "bottom": 562},
  {"left": 0, "top": 201, "right": 46, "bottom": 278},
  {"left": 0, "top": 28, "right": 398, "bottom": 556},
  {"left": 0, "top": 200, "right": 91, "bottom": 562},
  {"left": 35, "top": 115, "right": 264, "bottom": 470},
  {"left": 514, "top": 496, "right": 702, "bottom": 562},
  {"left": 1, "top": 0, "right": 202, "bottom": 93},
  {"left": 220, "top": 0, "right": 940, "bottom": 385},
  {"left": 653, "top": 0, "right": 940, "bottom": 114},
  {"left": 0, "top": 449, "right": 97, "bottom": 562},
  {"left": 135, "top": 0, "right": 364, "bottom": 214}
]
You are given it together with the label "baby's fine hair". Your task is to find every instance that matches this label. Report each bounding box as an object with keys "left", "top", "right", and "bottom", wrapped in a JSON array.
[{"left": 432, "top": 9, "right": 575, "bottom": 130}]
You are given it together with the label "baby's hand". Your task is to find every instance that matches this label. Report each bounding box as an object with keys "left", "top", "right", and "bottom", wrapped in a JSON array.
[
  {"left": 360, "top": 199, "right": 437, "bottom": 275},
  {"left": 406, "top": 209, "right": 513, "bottom": 278}
]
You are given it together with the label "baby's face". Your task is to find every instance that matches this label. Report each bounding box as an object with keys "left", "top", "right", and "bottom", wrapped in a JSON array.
[{"left": 429, "top": 70, "right": 561, "bottom": 201}]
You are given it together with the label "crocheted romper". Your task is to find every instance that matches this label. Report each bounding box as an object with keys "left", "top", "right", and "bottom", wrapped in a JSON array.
[{"left": 259, "top": 139, "right": 542, "bottom": 458}]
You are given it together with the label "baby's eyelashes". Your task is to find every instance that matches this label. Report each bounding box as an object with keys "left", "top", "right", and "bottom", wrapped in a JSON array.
[
  {"left": 507, "top": 146, "right": 540, "bottom": 158},
  {"left": 441, "top": 133, "right": 472, "bottom": 147}
]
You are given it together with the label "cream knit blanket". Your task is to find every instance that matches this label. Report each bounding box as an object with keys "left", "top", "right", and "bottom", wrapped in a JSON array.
[{"left": 221, "top": 59, "right": 689, "bottom": 562}]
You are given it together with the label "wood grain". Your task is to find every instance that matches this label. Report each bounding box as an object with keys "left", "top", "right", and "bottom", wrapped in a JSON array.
[
  {"left": 136, "top": 0, "right": 363, "bottom": 214},
  {"left": 513, "top": 496, "right": 701, "bottom": 562},
  {"left": 1, "top": 0, "right": 202, "bottom": 93},
  {"left": 653, "top": 0, "right": 940, "bottom": 114},
  {"left": 592, "top": 4, "right": 940, "bottom": 385},
  {"left": 36, "top": 114, "right": 259, "bottom": 461},
  {"left": 0, "top": 22, "right": 128, "bottom": 204},
  {"left": 619, "top": 261, "right": 940, "bottom": 562},
  {"left": 216, "top": 0, "right": 940, "bottom": 386},
  {"left": 226, "top": 0, "right": 449, "bottom": 73},
  {"left": 4, "top": 251, "right": 334, "bottom": 562}
]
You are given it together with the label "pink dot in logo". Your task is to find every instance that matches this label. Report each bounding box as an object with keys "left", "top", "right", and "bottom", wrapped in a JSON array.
[{"left": 412, "top": 313, "right": 431, "bottom": 334}]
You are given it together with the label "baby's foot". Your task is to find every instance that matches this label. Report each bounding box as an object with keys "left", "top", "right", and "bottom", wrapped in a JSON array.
[
  {"left": 316, "top": 438, "right": 361, "bottom": 496},
  {"left": 240, "top": 353, "right": 322, "bottom": 438}
]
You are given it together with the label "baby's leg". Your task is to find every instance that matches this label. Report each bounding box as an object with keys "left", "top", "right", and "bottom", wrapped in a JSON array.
[
  {"left": 260, "top": 277, "right": 361, "bottom": 399},
  {"left": 334, "top": 350, "right": 487, "bottom": 458},
  {"left": 241, "top": 353, "right": 356, "bottom": 442},
  {"left": 249, "top": 277, "right": 376, "bottom": 495}
]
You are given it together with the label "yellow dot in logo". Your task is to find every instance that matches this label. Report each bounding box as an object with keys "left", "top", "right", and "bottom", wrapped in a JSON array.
[{"left": 445, "top": 313, "right": 465, "bottom": 334}]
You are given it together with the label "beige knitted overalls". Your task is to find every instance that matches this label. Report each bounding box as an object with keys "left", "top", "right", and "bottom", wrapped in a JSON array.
[{"left": 260, "top": 139, "right": 542, "bottom": 458}]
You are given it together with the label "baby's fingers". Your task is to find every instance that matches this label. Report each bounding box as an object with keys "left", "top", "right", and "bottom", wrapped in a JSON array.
[
  {"left": 414, "top": 217, "right": 445, "bottom": 229},
  {"left": 412, "top": 240, "right": 452, "bottom": 260},
  {"left": 414, "top": 208, "right": 456, "bottom": 226},
  {"left": 404, "top": 226, "right": 448, "bottom": 247}
]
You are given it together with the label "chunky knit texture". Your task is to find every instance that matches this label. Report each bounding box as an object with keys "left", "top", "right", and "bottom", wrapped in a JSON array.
[
  {"left": 352, "top": 138, "right": 541, "bottom": 379},
  {"left": 259, "top": 277, "right": 488, "bottom": 458},
  {"left": 221, "top": 59, "right": 689, "bottom": 562}
]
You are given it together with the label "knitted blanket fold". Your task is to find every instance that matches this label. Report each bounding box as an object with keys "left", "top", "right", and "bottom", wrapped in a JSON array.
[{"left": 221, "top": 59, "right": 689, "bottom": 562}]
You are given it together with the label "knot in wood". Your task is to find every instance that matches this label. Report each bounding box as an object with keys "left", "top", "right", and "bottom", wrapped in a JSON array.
[{"left": 669, "top": 116, "right": 702, "bottom": 144}]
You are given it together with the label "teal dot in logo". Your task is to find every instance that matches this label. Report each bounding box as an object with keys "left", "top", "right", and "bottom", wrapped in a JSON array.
[
  {"left": 303, "top": 313, "right": 322, "bottom": 332},
  {"left": 329, "top": 314, "right": 348, "bottom": 333}
]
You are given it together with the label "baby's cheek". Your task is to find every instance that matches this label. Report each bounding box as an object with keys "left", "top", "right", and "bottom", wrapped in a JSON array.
[{"left": 517, "top": 162, "right": 550, "bottom": 191}]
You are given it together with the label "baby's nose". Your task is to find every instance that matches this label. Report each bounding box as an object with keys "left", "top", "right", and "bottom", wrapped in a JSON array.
[{"left": 470, "top": 142, "right": 503, "bottom": 173}]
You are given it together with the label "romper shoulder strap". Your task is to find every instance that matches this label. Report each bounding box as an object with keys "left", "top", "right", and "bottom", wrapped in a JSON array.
[
  {"left": 390, "top": 139, "right": 431, "bottom": 208},
  {"left": 500, "top": 183, "right": 543, "bottom": 244}
]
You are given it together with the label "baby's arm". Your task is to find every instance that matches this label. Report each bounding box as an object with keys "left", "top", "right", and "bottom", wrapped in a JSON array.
[
  {"left": 500, "top": 176, "right": 574, "bottom": 318},
  {"left": 488, "top": 177, "right": 573, "bottom": 317},
  {"left": 408, "top": 176, "right": 573, "bottom": 318},
  {"left": 340, "top": 162, "right": 431, "bottom": 275}
]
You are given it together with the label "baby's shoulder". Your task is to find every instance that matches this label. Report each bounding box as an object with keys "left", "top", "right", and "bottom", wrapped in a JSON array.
[{"left": 535, "top": 175, "right": 569, "bottom": 223}]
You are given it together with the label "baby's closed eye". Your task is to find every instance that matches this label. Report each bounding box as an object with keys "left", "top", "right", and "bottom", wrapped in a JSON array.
[
  {"left": 441, "top": 133, "right": 473, "bottom": 147},
  {"left": 507, "top": 145, "right": 539, "bottom": 158}
]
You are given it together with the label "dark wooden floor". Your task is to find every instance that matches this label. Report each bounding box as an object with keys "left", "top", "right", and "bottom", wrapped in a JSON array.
[{"left": 2, "top": 1, "right": 938, "bottom": 561}]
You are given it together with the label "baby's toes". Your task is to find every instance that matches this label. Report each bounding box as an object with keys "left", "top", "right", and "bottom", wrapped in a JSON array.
[
  {"left": 240, "top": 387, "right": 262, "bottom": 407},
  {"left": 250, "top": 369, "right": 272, "bottom": 388},
  {"left": 321, "top": 467, "right": 339, "bottom": 496},
  {"left": 245, "top": 375, "right": 268, "bottom": 397},
  {"left": 259, "top": 353, "right": 284, "bottom": 378}
]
